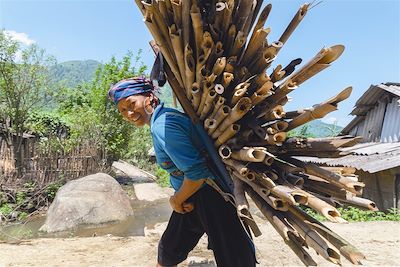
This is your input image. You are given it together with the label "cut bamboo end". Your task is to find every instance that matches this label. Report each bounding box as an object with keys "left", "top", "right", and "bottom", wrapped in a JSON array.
[
  {"left": 215, "top": 84, "right": 224, "bottom": 95},
  {"left": 191, "top": 83, "right": 201, "bottom": 111},
  {"left": 204, "top": 118, "right": 217, "bottom": 132},
  {"left": 209, "top": 105, "right": 230, "bottom": 135},
  {"left": 218, "top": 145, "right": 232, "bottom": 159}
]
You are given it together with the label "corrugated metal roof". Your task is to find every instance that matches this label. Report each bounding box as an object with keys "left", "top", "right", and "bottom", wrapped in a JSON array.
[
  {"left": 294, "top": 142, "right": 400, "bottom": 173},
  {"left": 351, "top": 83, "right": 400, "bottom": 116},
  {"left": 381, "top": 97, "right": 400, "bottom": 142},
  {"left": 341, "top": 83, "right": 400, "bottom": 137}
]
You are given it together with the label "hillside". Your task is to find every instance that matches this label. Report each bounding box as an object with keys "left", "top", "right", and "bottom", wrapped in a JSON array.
[
  {"left": 290, "top": 119, "right": 343, "bottom": 138},
  {"left": 50, "top": 60, "right": 101, "bottom": 87}
]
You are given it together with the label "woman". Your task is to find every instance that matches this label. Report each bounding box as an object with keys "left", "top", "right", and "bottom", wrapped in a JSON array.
[{"left": 109, "top": 77, "right": 256, "bottom": 267}]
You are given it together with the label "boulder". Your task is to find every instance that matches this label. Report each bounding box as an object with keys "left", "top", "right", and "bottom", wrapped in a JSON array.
[
  {"left": 40, "top": 173, "right": 133, "bottom": 233},
  {"left": 134, "top": 183, "right": 173, "bottom": 201}
]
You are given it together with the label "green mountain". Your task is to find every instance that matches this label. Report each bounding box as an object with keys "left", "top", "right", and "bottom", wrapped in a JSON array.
[
  {"left": 290, "top": 119, "right": 343, "bottom": 138},
  {"left": 50, "top": 60, "right": 101, "bottom": 87}
]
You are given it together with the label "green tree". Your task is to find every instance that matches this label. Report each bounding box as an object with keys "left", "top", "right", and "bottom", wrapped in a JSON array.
[
  {"left": 0, "top": 30, "right": 55, "bottom": 175},
  {"left": 60, "top": 51, "right": 149, "bottom": 165}
]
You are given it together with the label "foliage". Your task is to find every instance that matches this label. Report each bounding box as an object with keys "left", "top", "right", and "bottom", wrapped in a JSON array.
[
  {"left": 0, "top": 30, "right": 56, "bottom": 175},
  {"left": 26, "top": 110, "right": 68, "bottom": 137},
  {"left": 301, "top": 205, "right": 400, "bottom": 222},
  {"left": 0, "top": 180, "right": 64, "bottom": 223},
  {"left": 57, "top": 51, "right": 148, "bottom": 163},
  {"left": 338, "top": 207, "right": 400, "bottom": 222},
  {"left": 49, "top": 60, "right": 101, "bottom": 88},
  {"left": 45, "top": 182, "right": 63, "bottom": 201},
  {"left": 155, "top": 167, "right": 170, "bottom": 188}
]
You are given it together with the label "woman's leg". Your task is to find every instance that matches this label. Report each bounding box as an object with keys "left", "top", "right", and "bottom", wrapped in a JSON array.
[
  {"left": 196, "top": 185, "right": 257, "bottom": 267},
  {"left": 157, "top": 196, "right": 205, "bottom": 266}
]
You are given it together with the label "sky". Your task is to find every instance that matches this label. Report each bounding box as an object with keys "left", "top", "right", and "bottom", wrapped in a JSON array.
[{"left": 1, "top": 0, "right": 399, "bottom": 126}]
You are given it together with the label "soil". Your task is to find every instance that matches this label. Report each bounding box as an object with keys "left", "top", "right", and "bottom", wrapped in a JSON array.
[{"left": 0, "top": 217, "right": 399, "bottom": 267}]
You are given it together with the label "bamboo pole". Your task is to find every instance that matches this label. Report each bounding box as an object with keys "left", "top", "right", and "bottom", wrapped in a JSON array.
[
  {"left": 181, "top": 0, "right": 191, "bottom": 49},
  {"left": 231, "top": 82, "right": 250, "bottom": 105},
  {"left": 208, "top": 105, "right": 230, "bottom": 135},
  {"left": 215, "top": 124, "right": 240, "bottom": 146},
  {"left": 241, "top": 27, "right": 271, "bottom": 65},
  {"left": 143, "top": 11, "right": 184, "bottom": 88},
  {"left": 209, "top": 96, "right": 225, "bottom": 119},
  {"left": 218, "top": 145, "right": 232, "bottom": 159},
  {"left": 333, "top": 195, "right": 378, "bottom": 211},
  {"left": 262, "top": 105, "right": 285, "bottom": 121},
  {"left": 231, "top": 147, "right": 268, "bottom": 162},
  {"left": 285, "top": 211, "right": 342, "bottom": 265},
  {"left": 222, "top": 72, "right": 234, "bottom": 89},
  {"left": 248, "top": 4, "right": 272, "bottom": 46},
  {"left": 200, "top": 89, "right": 217, "bottom": 120},
  {"left": 184, "top": 44, "right": 195, "bottom": 98},
  {"left": 287, "top": 86, "right": 352, "bottom": 131},
  {"left": 290, "top": 206, "right": 366, "bottom": 265},
  {"left": 169, "top": 24, "right": 186, "bottom": 88},
  {"left": 287, "top": 45, "right": 345, "bottom": 86},
  {"left": 171, "top": 0, "right": 182, "bottom": 28},
  {"left": 204, "top": 118, "right": 217, "bottom": 132},
  {"left": 271, "top": 64, "right": 286, "bottom": 83},
  {"left": 245, "top": 186, "right": 318, "bottom": 266},
  {"left": 190, "top": 4, "right": 203, "bottom": 56},
  {"left": 191, "top": 82, "right": 201, "bottom": 111},
  {"left": 287, "top": 158, "right": 365, "bottom": 196},
  {"left": 277, "top": 4, "right": 310, "bottom": 50},
  {"left": 211, "top": 97, "right": 252, "bottom": 139}
]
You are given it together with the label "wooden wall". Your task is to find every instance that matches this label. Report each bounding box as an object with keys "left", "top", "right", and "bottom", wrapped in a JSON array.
[{"left": 357, "top": 167, "right": 400, "bottom": 210}]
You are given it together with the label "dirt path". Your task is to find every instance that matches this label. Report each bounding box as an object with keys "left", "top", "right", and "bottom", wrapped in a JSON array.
[{"left": 0, "top": 218, "right": 399, "bottom": 267}]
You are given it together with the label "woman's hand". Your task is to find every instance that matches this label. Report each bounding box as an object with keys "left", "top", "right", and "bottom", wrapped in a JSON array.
[{"left": 169, "top": 195, "right": 194, "bottom": 214}]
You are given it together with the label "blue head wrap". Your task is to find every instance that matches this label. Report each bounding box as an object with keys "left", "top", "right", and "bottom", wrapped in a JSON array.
[{"left": 108, "top": 77, "right": 154, "bottom": 104}]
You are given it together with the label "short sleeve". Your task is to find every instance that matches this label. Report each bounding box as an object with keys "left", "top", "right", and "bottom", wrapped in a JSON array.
[{"left": 152, "top": 112, "right": 214, "bottom": 181}]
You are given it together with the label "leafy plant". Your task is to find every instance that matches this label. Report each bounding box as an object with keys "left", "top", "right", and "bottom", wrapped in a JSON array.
[
  {"left": 45, "top": 182, "right": 62, "bottom": 201},
  {"left": 155, "top": 167, "right": 170, "bottom": 188}
]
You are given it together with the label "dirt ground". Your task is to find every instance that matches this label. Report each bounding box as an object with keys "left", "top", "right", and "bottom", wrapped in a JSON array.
[{"left": 0, "top": 217, "right": 399, "bottom": 267}]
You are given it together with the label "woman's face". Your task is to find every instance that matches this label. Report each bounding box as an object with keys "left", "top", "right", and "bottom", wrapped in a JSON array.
[{"left": 117, "top": 94, "right": 152, "bottom": 127}]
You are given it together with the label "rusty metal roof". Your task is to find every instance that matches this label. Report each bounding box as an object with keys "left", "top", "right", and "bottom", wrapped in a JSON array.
[{"left": 294, "top": 142, "right": 400, "bottom": 173}]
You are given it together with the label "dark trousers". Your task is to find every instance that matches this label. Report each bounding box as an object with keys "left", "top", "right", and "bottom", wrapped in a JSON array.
[{"left": 158, "top": 185, "right": 256, "bottom": 267}]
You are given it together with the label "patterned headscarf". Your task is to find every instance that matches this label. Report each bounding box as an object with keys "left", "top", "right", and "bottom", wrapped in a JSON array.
[{"left": 108, "top": 77, "right": 155, "bottom": 104}]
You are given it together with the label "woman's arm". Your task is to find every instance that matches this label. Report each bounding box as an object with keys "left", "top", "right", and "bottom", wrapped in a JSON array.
[{"left": 169, "top": 177, "right": 205, "bottom": 213}]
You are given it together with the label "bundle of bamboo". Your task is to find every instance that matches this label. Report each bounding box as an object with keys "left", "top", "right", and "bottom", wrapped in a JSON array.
[{"left": 135, "top": 1, "right": 376, "bottom": 265}]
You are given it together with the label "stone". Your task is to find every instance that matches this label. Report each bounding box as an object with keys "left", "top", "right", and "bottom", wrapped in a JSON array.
[
  {"left": 39, "top": 173, "right": 133, "bottom": 233},
  {"left": 134, "top": 183, "right": 173, "bottom": 201}
]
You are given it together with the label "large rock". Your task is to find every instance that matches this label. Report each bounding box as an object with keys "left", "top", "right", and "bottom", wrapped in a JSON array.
[
  {"left": 134, "top": 183, "right": 173, "bottom": 201},
  {"left": 40, "top": 173, "right": 133, "bottom": 233}
]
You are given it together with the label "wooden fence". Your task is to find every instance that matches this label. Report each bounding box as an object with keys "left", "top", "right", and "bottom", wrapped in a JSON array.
[{"left": 0, "top": 135, "right": 106, "bottom": 186}]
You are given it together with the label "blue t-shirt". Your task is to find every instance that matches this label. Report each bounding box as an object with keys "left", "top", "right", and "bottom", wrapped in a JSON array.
[{"left": 150, "top": 103, "right": 215, "bottom": 191}]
